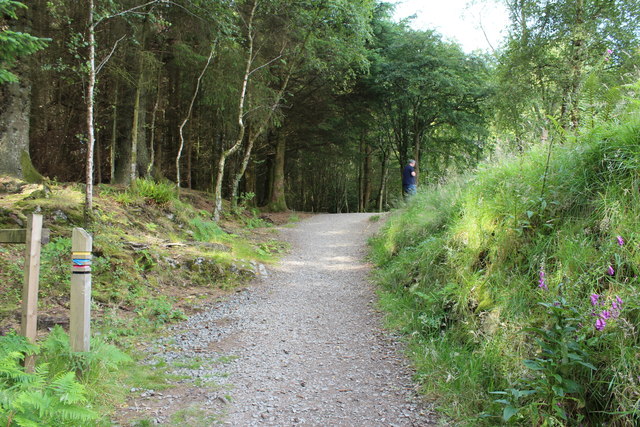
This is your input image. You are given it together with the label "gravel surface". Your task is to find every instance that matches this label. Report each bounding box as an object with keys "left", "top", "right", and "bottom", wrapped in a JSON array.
[{"left": 126, "top": 213, "right": 437, "bottom": 426}]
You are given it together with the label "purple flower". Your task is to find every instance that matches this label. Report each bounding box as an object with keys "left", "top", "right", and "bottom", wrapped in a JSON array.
[
  {"left": 590, "top": 294, "right": 600, "bottom": 306},
  {"left": 616, "top": 296, "right": 623, "bottom": 306},
  {"left": 607, "top": 48, "right": 613, "bottom": 54},
  {"left": 612, "top": 301, "right": 619, "bottom": 310},
  {"left": 538, "top": 268, "right": 547, "bottom": 290},
  {"left": 607, "top": 265, "right": 615, "bottom": 276},
  {"left": 617, "top": 236, "right": 625, "bottom": 246},
  {"left": 600, "top": 310, "right": 612, "bottom": 320},
  {"left": 595, "top": 318, "right": 606, "bottom": 331}
]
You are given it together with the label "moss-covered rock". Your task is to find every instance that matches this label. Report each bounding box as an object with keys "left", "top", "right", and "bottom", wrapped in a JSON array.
[{"left": 19, "top": 150, "right": 44, "bottom": 184}]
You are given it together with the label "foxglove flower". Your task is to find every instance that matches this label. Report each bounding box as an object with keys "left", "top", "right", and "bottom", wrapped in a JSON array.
[
  {"left": 538, "top": 269, "right": 547, "bottom": 290},
  {"left": 600, "top": 310, "right": 612, "bottom": 320},
  {"left": 590, "top": 294, "right": 600, "bottom": 306},
  {"left": 607, "top": 265, "right": 615, "bottom": 276},
  {"left": 595, "top": 318, "right": 606, "bottom": 331},
  {"left": 616, "top": 236, "right": 625, "bottom": 246}
]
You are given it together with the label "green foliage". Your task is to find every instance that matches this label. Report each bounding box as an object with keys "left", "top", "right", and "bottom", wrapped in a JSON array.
[
  {"left": 244, "top": 214, "right": 271, "bottom": 230},
  {"left": 372, "top": 90, "right": 640, "bottom": 423},
  {"left": 39, "top": 326, "right": 131, "bottom": 381},
  {"left": 189, "top": 217, "right": 229, "bottom": 242},
  {"left": 494, "top": 0, "right": 640, "bottom": 146},
  {"left": 135, "top": 296, "right": 187, "bottom": 328},
  {"left": 0, "top": 1, "right": 49, "bottom": 83},
  {"left": 0, "top": 333, "right": 98, "bottom": 426},
  {"left": 129, "top": 179, "right": 177, "bottom": 205},
  {"left": 491, "top": 299, "right": 597, "bottom": 424},
  {"left": 255, "top": 240, "right": 287, "bottom": 257},
  {"left": 40, "top": 237, "right": 71, "bottom": 295},
  {"left": 111, "top": 179, "right": 177, "bottom": 206}
]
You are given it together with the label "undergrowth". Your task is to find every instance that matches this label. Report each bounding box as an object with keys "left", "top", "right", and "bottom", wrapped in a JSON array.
[
  {"left": 0, "top": 178, "right": 284, "bottom": 423},
  {"left": 0, "top": 328, "right": 130, "bottom": 426},
  {"left": 371, "top": 83, "right": 640, "bottom": 425}
]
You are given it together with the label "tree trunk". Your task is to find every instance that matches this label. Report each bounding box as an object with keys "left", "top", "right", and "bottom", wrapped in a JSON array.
[
  {"left": 178, "top": 45, "right": 214, "bottom": 189},
  {"left": 412, "top": 130, "right": 420, "bottom": 178},
  {"left": 267, "top": 131, "right": 288, "bottom": 211},
  {"left": 85, "top": 0, "right": 96, "bottom": 215},
  {"left": 213, "top": 1, "right": 257, "bottom": 220},
  {"left": 96, "top": 128, "right": 101, "bottom": 184},
  {"left": 187, "top": 133, "right": 192, "bottom": 189},
  {"left": 358, "top": 133, "right": 364, "bottom": 212},
  {"left": 110, "top": 81, "right": 118, "bottom": 182},
  {"left": 363, "top": 142, "right": 372, "bottom": 211},
  {"left": 377, "top": 150, "right": 389, "bottom": 212},
  {"left": 230, "top": 126, "right": 254, "bottom": 210},
  {"left": 0, "top": 80, "right": 31, "bottom": 178},
  {"left": 130, "top": 70, "right": 143, "bottom": 183},
  {"left": 147, "top": 71, "right": 161, "bottom": 178},
  {"left": 244, "top": 156, "right": 257, "bottom": 201},
  {"left": 130, "top": 57, "right": 148, "bottom": 185}
]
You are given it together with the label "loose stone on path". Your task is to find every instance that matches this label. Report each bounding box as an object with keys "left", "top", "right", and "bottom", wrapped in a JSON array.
[
  {"left": 221, "top": 213, "right": 436, "bottom": 426},
  {"left": 121, "top": 213, "right": 437, "bottom": 425}
]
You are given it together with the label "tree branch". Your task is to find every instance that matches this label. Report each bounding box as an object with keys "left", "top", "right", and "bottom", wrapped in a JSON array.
[{"left": 96, "top": 35, "right": 126, "bottom": 74}]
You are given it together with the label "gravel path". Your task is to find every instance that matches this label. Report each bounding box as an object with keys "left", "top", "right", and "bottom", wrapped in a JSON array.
[
  {"left": 222, "top": 213, "right": 436, "bottom": 426},
  {"left": 132, "top": 213, "right": 437, "bottom": 426}
]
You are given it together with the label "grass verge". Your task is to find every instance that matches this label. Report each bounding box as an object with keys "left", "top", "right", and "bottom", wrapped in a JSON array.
[{"left": 371, "top": 110, "right": 640, "bottom": 424}]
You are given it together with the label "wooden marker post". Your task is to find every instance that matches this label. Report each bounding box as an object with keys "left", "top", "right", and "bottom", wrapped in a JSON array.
[
  {"left": 70, "top": 228, "right": 92, "bottom": 352},
  {"left": 21, "top": 214, "right": 43, "bottom": 372}
]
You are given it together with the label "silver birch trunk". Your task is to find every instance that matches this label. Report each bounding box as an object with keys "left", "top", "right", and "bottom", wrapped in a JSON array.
[{"left": 85, "top": 0, "right": 96, "bottom": 214}]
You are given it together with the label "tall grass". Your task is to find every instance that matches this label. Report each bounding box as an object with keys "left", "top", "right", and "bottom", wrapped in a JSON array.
[{"left": 372, "top": 103, "right": 640, "bottom": 424}]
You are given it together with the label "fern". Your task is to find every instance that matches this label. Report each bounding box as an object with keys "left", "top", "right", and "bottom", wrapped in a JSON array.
[
  {"left": 39, "top": 326, "right": 131, "bottom": 382},
  {"left": 0, "top": 334, "right": 98, "bottom": 426}
]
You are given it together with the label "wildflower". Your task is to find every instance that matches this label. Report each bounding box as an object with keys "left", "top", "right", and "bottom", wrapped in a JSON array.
[
  {"left": 612, "top": 296, "right": 623, "bottom": 317},
  {"left": 595, "top": 317, "right": 606, "bottom": 331},
  {"left": 607, "top": 265, "right": 615, "bottom": 276},
  {"left": 607, "top": 48, "right": 613, "bottom": 54},
  {"left": 616, "top": 236, "right": 625, "bottom": 246},
  {"left": 600, "top": 310, "right": 612, "bottom": 320},
  {"left": 590, "top": 294, "right": 600, "bottom": 306},
  {"left": 538, "top": 268, "right": 547, "bottom": 290}
]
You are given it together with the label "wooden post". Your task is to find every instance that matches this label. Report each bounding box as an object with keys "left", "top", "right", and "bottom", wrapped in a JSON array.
[
  {"left": 21, "top": 214, "right": 43, "bottom": 372},
  {"left": 70, "top": 228, "right": 92, "bottom": 352}
]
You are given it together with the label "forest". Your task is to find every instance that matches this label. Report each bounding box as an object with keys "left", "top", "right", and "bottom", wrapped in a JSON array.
[
  {"left": 2, "top": 0, "right": 492, "bottom": 218},
  {"left": 3, "top": 0, "right": 640, "bottom": 424},
  {"left": 4, "top": 1, "right": 637, "bottom": 217}
]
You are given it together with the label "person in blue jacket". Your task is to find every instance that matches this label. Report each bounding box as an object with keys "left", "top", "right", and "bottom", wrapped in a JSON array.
[{"left": 402, "top": 159, "right": 417, "bottom": 199}]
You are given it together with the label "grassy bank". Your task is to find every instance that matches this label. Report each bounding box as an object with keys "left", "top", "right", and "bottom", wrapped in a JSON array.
[
  {"left": 371, "top": 112, "right": 640, "bottom": 424},
  {"left": 0, "top": 179, "right": 291, "bottom": 424}
]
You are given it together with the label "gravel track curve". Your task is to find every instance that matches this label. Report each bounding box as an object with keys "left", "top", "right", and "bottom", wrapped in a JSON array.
[
  {"left": 220, "top": 213, "right": 436, "bottom": 426},
  {"left": 124, "top": 213, "right": 438, "bottom": 425}
]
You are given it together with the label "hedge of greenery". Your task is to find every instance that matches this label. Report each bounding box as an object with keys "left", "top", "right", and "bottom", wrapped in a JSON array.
[{"left": 371, "top": 88, "right": 640, "bottom": 425}]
